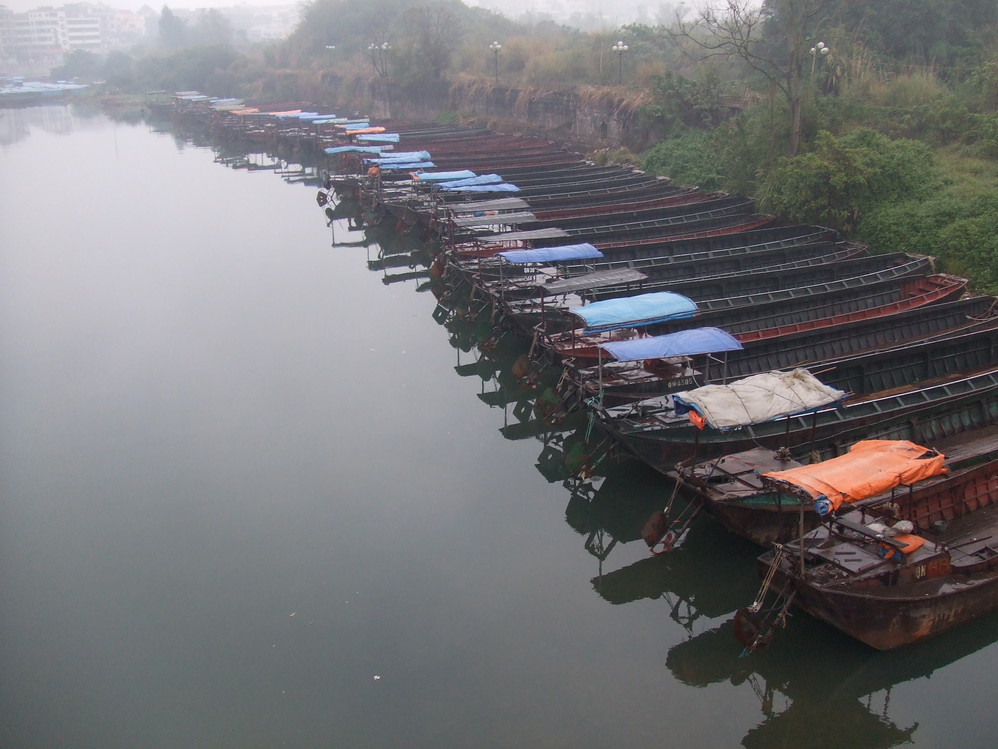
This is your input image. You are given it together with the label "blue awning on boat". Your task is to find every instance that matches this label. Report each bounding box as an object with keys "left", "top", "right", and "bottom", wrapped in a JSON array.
[
  {"left": 414, "top": 170, "right": 477, "bottom": 182},
  {"left": 442, "top": 183, "right": 520, "bottom": 192},
  {"left": 378, "top": 161, "right": 436, "bottom": 170},
  {"left": 571, "top": 292, "right": 698, "bottom": 333},
  {"left": 378, "top": 161, "right": 435, "bottom": 172},
  {"left": 598, "top": 327, "right": 742, "bottom": 362},
  {"left": 438, "top": 174, "right": 503, "bottom": 188},
  {"left": 498, "top": 243, "right": 603, "bottom": 264},
  {"left": 357, "top": 133, "right": 400, "bottom": 143},
  {"left": 366, "top": 151, "right": 431, "bottom": 164},
  {"left": 325, "top": 145, "right": 384, "bottom": 155}
]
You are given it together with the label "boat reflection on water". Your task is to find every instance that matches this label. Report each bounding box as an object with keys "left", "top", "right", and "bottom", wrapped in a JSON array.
[
  {"left": 589, "top": 507, "right": 760, "bottom": 630},
  {"left": 362, "top": 222, "right": 440, "bottom": 287},
  {"left": 441, "top": 306, "right": 596, "bottom": 453},
  {"left": 564, "top": 458, "right": 672, "bottom": 558},
  {"left": 666, "top": 608, "right": 998, "bottom": 748}
]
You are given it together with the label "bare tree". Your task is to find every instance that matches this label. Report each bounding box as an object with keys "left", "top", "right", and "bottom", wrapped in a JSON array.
[{"left": 669, "top": 0, "right": 828, "bottom": 155}]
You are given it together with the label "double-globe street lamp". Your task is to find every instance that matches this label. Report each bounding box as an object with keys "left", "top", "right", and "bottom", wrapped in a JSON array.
[
  {"left": 489, "top": 40, "right": 502, "bottom": 84},
  {"left": 612, "top": 40, "right": 628, "bottom": 84},
  {"left": 368, "top": 42, "right": 391, "bottom": 77}
]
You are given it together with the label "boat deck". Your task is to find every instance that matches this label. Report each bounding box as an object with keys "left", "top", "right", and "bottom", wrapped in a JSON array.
[
  {"left": 682, "top": 447, "right": 802, "bottom": 499},
  {"left": 945, "top": 502, "right": 998, "bottom": 569}
]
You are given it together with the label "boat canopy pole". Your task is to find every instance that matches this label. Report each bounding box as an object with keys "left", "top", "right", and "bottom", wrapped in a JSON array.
[
  {"left": 597, "top": 346, "right": 604, "bottom": 395},
  {"left": 798, "top": 493, "right": 806, "bottom": 576}
]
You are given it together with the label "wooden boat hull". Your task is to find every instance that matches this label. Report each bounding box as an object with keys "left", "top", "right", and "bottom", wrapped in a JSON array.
[
  {"left": 570, "top": 291, "right": 987, "bottom": 406},
  {"left": 610, "top": 367, "right": 998, "bottom": 475},
  {"left": 585, "top": 251, "right": 919, "bottom": 303},
  {"left": 756, "top": 454, "right": 998, "bottom": 649},
  {"left": 518, "top": 255, "right": 938, "bottom": 340},
  {"left": 467, "top": 238, "right": 861, "bottom": 297},
  {"left": 779, "top": 565, "right": 998, "bottom": 650},
  {"left": 452, "top": 195, "right": 752, "bottom": 239}
]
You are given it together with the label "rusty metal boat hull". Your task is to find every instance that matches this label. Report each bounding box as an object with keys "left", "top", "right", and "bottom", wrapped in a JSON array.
[{"left": 754, "top": 451, "right": 998, "bottom": 649}]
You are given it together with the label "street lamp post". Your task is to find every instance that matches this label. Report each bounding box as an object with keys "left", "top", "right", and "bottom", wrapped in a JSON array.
[
  {"left": 809, "top": 41, "right": 829, "bottom": 77},
  {"left": 325, "top": 44, "right": 335, "bottom": 68},
  {"left": 489, "top": 40, "right": 501, "bottom": 84},
  {"left": 612, "top": 40, "right": 628, "bottom": 84},
  {"left": 379, "top": 42, "right": 391, "bottom": 77},
  {"left": 368, "top": 42, "right": 391, "bottom": 77}
]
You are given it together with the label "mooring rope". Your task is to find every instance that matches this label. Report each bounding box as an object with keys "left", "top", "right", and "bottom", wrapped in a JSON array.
[{"left": 749, "top": 546, "right": 785, "bottom": 613}]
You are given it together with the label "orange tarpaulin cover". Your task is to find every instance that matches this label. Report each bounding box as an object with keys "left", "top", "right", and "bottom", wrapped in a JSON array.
[
  {"left": 762, "top": 440, "right": 947, "bottom": 512},
  {"left": 346, "top": 127, "right": 386, "bottom": 135}
]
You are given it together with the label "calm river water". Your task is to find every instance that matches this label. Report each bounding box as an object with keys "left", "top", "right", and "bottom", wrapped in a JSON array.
[{"left": 2, "top": 104, "right": 997, "bottom": 748}]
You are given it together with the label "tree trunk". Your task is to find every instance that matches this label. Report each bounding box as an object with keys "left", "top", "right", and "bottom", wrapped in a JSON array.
[{"left": 789, "top": 93, "right": 802, "bottom": 156}]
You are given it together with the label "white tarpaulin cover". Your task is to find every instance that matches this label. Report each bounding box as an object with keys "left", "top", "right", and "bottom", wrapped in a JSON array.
[{"left": 671, "top": 369, "right": 846, "bottom": 431}]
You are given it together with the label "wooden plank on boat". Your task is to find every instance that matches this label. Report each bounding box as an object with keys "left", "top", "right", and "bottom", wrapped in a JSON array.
[
  {"left": 451, "top": 211, "right": 538, "bottom": 228},
  {"left": 477, "top": 227, "right": 569, "bottom": 241},
  {"left": 539, "top": 269, "right": 649, "bottom": 294},
  {"left": 447, "top": 198, "right": 531, "bottom": 214}
]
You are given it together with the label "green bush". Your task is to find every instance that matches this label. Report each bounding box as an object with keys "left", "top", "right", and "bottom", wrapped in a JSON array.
[
  {"left": 858, "top": 192, "right": 998, "bottom": 292},
  {"left": 759, "top": 129, "right": 939, "bottom": 232},
  {"left": 641, "top": 128, "right": 727, "bottom": 190}
]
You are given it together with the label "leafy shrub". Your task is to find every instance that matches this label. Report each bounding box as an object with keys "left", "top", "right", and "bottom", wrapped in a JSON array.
[
  {"left": 641, "top": 128, "right": 727, "bottom": 190},
  {"left": 759, "top": 129, "right": 939, "bottom": 232},
  {"left": 858, "top": 192, "right": 998, "bottom": 293}
]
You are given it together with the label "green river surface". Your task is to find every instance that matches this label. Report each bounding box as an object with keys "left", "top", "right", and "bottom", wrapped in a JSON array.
[{"left": 2, "top": 103, "right": 997, "bottom": 748}]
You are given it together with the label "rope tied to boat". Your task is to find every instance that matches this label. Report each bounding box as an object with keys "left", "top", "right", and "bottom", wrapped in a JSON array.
[{"left": 749, "top": 546, "right": 786, "bottom": 613}]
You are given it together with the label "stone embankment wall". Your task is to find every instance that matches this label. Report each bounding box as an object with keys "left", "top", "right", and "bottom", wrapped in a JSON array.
[{"left": 364, "top": 78, "right": 661, "bottom": 152}]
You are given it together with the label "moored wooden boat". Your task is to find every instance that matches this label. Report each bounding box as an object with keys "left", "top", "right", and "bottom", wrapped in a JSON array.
[
  {"left": 568, "top": 293, "right": 995, "bottom": 407},
  {"left": 447, "top": 214, "right": 776, "bottom": 263},
  {"left": 518, "top": 254, "right": 937, "bottom": 342},
  {"left": 671, "top": 416, "right": 998, "bottom": 546},
  {"left": 605, "top": 355, "right": 998, "bottom": 477},
  {"left": 450, "top": 195, "right": 752, "bottom": 242},
  {"left": 735, "top": 427, "right": 998, "bottom": 650}
]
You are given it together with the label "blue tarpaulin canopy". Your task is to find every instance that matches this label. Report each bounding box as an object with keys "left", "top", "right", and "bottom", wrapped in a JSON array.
[
  {"left": 366, "top": 151, "right": 431, "bottom": 164},
  {"left": 414, "top": 170, "right": 477, "bottom": 182},
  {"left": 441, "top": 183, "right": 520, "bottom": 192},
  {"left": 598, "top": 327, "right": 742, "bottom": 362},
  {"left": 498, "top": 243, "right": 603, "bottom": 264},
  {"left": 438, "top": 174, "right": 503, "bottom": 188},
  {"left": 325, "top": 145, "right": 383, "bottom": 155},
  {"left": 378, "top": 161, "right": 436, "bottom": 170},
  {"left": 571, "top": 292, "right": 698, "bottom": 333},
  {"left": 357, "top": 133, "right": 400, "bottom": 142}
]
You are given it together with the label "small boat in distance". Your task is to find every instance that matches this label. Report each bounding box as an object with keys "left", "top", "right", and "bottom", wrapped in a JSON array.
[{"left": 0, "top": 77, "right": 88, "bottom": 106}]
